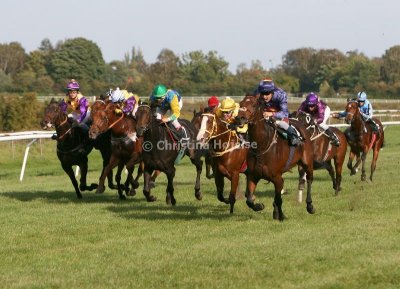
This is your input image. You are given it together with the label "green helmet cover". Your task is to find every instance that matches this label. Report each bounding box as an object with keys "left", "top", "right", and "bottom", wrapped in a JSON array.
[{"left": 152, "top": 84, "right": 167, "bottom": 99}]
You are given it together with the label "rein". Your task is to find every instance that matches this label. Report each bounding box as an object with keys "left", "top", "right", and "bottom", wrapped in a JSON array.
[{"left": 57, "top": 115, "right": 72, "bottom": 140}]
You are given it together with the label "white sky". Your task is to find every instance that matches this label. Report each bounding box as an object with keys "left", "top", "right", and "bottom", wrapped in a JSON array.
[{"left": 2, "top": 0, "right": 400, "bottom": 72}]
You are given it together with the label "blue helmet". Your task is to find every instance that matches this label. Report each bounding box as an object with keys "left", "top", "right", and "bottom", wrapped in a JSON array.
[
  {"left": 357, "top": 91, "right": 367, "bottom": 102},
  {"left": 258, "top": 79, "right": 275, "bottom": 94}
]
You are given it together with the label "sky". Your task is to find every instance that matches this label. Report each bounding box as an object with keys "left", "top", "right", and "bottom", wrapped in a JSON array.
[{"left": 2, "top": 0, "right": 400, "bottom": 72}]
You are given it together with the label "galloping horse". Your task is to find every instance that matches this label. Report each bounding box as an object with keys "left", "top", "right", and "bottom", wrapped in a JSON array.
[
  {"left": 41, "top": 99, "right": 101, "bottom": 198},
  {"left": 237, "top": 96, "right": 316, "bottom": 221},
  {"left": 191, "top": 108, "right": 214, "bottom": 179},
  {"left": 291, "top": 111, "right": 347, "bottom": 199},
  {"left": 196, "top": 111, "right": 249, "bottom": 213},
  {"left": 89, "top": 101, "right": 143, "bottom": 199},
  {"left": 135, "top": 104, "right": 203, "bottom": 205},
  {"left": 343, "top": 101, "right": 384, "bottom": 181}
]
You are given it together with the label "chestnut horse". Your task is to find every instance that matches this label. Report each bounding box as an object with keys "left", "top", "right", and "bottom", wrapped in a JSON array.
[
  {"left": 291, "top": 111, "right": 348, "bottom": 200},
  {"left": 191, "top": 108, "right": 214, "bottom": 179},
  {"left": 89, "top": 101, "right": 145, "bottom": 199},
  {"left": 135, "top": 104, "right": 203, "bottom": 205},
  {"left": 196, "top": 111, "right": 249, "bottom": 213},
  {"left": 343, "top": 100, "right": 384, "bottom": 181},
  {"left": 237, "top": 96, "right": 316, "bottom": 221},
  {"left": 41, "top": 100, "right": 100, "bottom": 198}
]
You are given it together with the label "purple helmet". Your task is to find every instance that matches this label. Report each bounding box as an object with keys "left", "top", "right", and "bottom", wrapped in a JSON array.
[
  {"left": 306, "top": 93, "right": 319, "bottom": 106},
  {"left": 258, "top": 79, "right": 275, "bottom": 94},
  {"left": 66, "top": 79, "right": 80, "bottom": 91}
]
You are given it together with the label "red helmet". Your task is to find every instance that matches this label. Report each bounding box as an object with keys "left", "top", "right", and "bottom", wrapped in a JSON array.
[{"left": 208, "top": 96, "right": 219, "bottom": 107}]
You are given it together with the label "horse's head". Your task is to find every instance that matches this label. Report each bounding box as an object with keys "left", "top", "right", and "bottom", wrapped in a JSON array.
[
  {"left": 89, "top": 100, "right": 110, "bottom": 139},
  {"left": 196, "top": 112, "right": 217, "bottom": 143},
  {"left": 41, "top": 100, "right": 65, "bottom": 130},
  {"left": 291, "top": 111, "right": 314, "bottom": 126},
  {"left": 135, "top": 105, "right": 153, "bottom": 137},
  {"left": 236, "top": 94, "right": 258, "bottom": 126},
  {"left": 344, "top": 101, "right": 358, "bottom": 124}
]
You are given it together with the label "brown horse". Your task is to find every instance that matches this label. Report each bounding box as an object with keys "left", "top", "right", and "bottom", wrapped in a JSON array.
[
  {"left": 191, "top": 108, "right": 214, "bottom": 179},
  {"left": 291, "top": 111, "right": 348, "bottom": 200},
  {"left": 343, "top": 101, "right": 384, "bottom": 181},
  {"left": 196, "top": 111, "right": 249, "bottom": 213},
  {"left": 135, "top": 104, "right": 203, "bottom": 205},
  {"left": 237, "top": 95, "right": 316, "bottom": 221},
  {"left": 41, "top": 100, "right": 99, "bottom": 198},
  {"left": 89, "top": 101, "right": 147, "bottom": 199}
]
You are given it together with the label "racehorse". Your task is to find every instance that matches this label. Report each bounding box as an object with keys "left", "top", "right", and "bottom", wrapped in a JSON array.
[
  {"left": 196, "top": 111, "right": 249, "bottom": 213},
  {"left": 41, "top": 99, "right": 103, "bottom": 198},
  {"left": 191, "top": 108, "right": 215, "bottom": 179},
  {"left": 237, "top": 95, "right": 316, "bottom": 221},
  {"left": 343, "top": 100, "right": 384, "bottom": 181},
  {"left": 135, "top": 104, "right": 203, "bottom": 205},
  {"left": 290, "top": 111, "right": 348, "bottom": 200},
  {"left": 89, "top": 101, "right": 144, "bottom": 199}
]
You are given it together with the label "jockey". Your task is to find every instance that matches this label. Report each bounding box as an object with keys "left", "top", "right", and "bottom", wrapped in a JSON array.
[
  {"left": 332, "top": 91, "right": 379, "bottom": 134},
  {"left": 355, "top": 92, "right": 379, "bottom": 133},
  {"left": 257, "top": 78, "right": 302, "bottom": 146},
  {"left": 149, "top": 83, "right": 189, "bottom": 142},
  {"left": 207, "top": 95, "right": 220, "bottom": 113},
  {"left": 56, "top": 79, "right": 90, "bottom": 140},
  {"left": 110, "top": 87, "right": 139, "bottom": 117},
  {"left": 298, "top": 93, "right": 340, "bottom": 146},
  {"left": 216, "top": 97, "right": 248, "bottom": 143}
]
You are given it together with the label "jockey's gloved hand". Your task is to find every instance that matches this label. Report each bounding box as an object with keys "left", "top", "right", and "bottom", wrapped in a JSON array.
[
  {"left": 67, "top": 114, "right": 74, "bottom": 123},
  {"left": 228, "top": 123, "right": 237, "bottom": 130},
  {"left": 114, "top": 108, "right": 123, "bottom": 115}
]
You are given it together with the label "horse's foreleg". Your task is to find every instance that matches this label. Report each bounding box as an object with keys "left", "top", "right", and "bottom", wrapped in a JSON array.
[
  {"left": 99, "top": 148, "right": 117, "bottom": 190},
  {"left": 79, "top": 161, "right": 98, "bottom": 192},
  {"left": 143, "top": 168, "right": 157, "bottom": 202},
  {"left": 333, "top": 156, "right": 343, "bottom": 195},
  {"left": 297, "top": 165, "right": 306, "bottom": 203},
  {"left": 272, "top": 176, "right": 285, "bottom": 221},
  {"left": 149, "top": 169, "right": 160, "bottom": 189},
  {"left": 347, "top": 151, "right": 356, "bottom": 174},
  {"left": 305, "top": 166, "right": 315, "bottom": 215},
  {"left": 190, "top": 156, "right": 203, "bottom": 200},
  {"left": 165, "top": 167, "right": 176, "bottom": 205},
  {"left": 205, "top": 153, "right": 214, "bottom": 179},
  {"left": 114, "top": 162, "right": 127, "bottom": 200},
  {"left": 229, "top": 172, "right": 240, "bottom": 214},
  {"left": 245, "top": 175, "right": 264, "bottom": 211},
  {"left": 96, "top": 155, "right": 119, "bottom": 194},
  {"left": 214, "top": 169, "right": 228, "bottom": 204},
  {"left": 62, "top": 163, "right": 82, "bottom": 199}
]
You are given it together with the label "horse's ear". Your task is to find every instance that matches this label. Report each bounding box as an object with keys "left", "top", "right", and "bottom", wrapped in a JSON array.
[{"left": 193, "top": 109, "right": 197, "bottom": 116}]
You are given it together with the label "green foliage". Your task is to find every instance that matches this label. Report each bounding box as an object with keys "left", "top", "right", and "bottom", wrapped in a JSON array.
[{"left": 48, "top": 37, "right": 106, "bottom": 94}]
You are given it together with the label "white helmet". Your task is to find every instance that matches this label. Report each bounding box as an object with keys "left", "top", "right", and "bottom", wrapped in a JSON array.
[
  {"left": 357, "top": 91, "right": 367, "bottom": 102},
  {"left": 111, "top": 88, "right": 124, "bottom": 103}
]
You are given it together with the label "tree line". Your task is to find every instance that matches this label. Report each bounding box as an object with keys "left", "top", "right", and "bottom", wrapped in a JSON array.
[{"left": 1, "top": 37, "right": 400, "bottom": 98}]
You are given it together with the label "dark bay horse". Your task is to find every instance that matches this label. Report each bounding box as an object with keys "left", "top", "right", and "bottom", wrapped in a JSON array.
[
  {"left": 290, "top": 111, "right": 348, "bottom": 200},
  {"left": 89, "top": 101, "right": 144, "bottom": 199},
  {"left": 344, "top": 101, "right": 384, "bottom": 181},
  {"left": 191, "top": 108, "right": 214, "bottom": 179},
  {"left": 135, "top": 104, "right": 203, "bottom": 205},
  {"left": 196, "top": 111, "right": 249, "bottom": 213},
  {"left": 237, "top": 96, "right": 316, "bottom": 221},
  {"left": 41, "top": 100, "right": 101, "bottom": 198}
]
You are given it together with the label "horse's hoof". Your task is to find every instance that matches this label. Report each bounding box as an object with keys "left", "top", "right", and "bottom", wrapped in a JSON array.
[
  {"left": 273, "top": 211, "right": 280, "bottom": 220},
  {"left": 166, "top": 195, "right": 176, "bottom": 206},
  {"left": 145, "top": 195, "right": 157, "bottom": 202},
  {"left": 96, "top": 186, "right": 105, "bottom": 194},
  {"left": 307, "top": 205, "right": 316, "bottom": 214},
  {"left": 206, "top": 174, "right": 215, "bottom": 179},
  {"left": 127, "top": 189, "right": 136, "bottom": 197},
  {"left": 77, "top": 194, "right": 83, "bottom": 199},
  {"left": 119, "top": 194, "right": 127, "bottom": 200},
  {"left": 195, "top": 191, "right": 203, "bottom": 201},
  {"left": 218, "top": 194, "right": 229, "bottom": 204}
]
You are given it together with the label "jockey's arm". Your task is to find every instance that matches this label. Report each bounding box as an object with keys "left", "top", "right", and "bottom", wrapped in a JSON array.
[
  {"left": 60, "top": 99, "right": 68, "bottom": 113},
  {"left": 122, "top": 96, "right": 136, "bottom": 114},
  {"left": 273, "top": 100, "right": 289, "bottom": 119},
  {"left": 78, "top": 98, "right": 89, "bottom": 123},
  {"left": 167, "top": 95, "right": 181, "bottom": 121}
]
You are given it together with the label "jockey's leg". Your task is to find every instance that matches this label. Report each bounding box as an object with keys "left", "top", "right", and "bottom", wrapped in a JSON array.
[
  {"left": 368, "top": 119, "right": 379, "bottom": 134},
  {"left": 320, "top": 122, "right": 340, "bottom": 147},
  {"left": 277, "top": 120, "right": 301, "bottom": 146}
]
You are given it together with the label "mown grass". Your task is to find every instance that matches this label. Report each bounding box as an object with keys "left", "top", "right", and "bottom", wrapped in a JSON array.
[{"left": 0, "top": 127, "right": 399, "bottom": 289}]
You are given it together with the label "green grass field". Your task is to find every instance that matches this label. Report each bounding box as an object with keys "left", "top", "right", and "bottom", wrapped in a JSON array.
[{"left": 0, "top": 127, "right": 399, "bottom": 289}]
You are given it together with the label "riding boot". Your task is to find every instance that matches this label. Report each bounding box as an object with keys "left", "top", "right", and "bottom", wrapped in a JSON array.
[
  {"left": 286, "top": 126, "right": 302, "bottom": 146},
  {"left": 179, "top": 127, "right": 190, "bottom": 145},
  {"left": 368, "top": 119, "right": 380, "bottom": 136},
  {"left": 51, "top": 134, "right": 57, "bottom": 140},
  {"left": 324, "top": 128, "right": 340, "bottom": 146}
]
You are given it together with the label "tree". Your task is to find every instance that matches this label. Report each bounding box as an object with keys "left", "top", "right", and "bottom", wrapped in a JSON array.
[
  {"left": 381, "top": 45, "right": 400, "bottom": 84},
  {"left": 0, "top": 42, "right": 26, "bottom": 76},
  {"left": 48, "top": 37, "right": 106, "bottom": 94}
]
